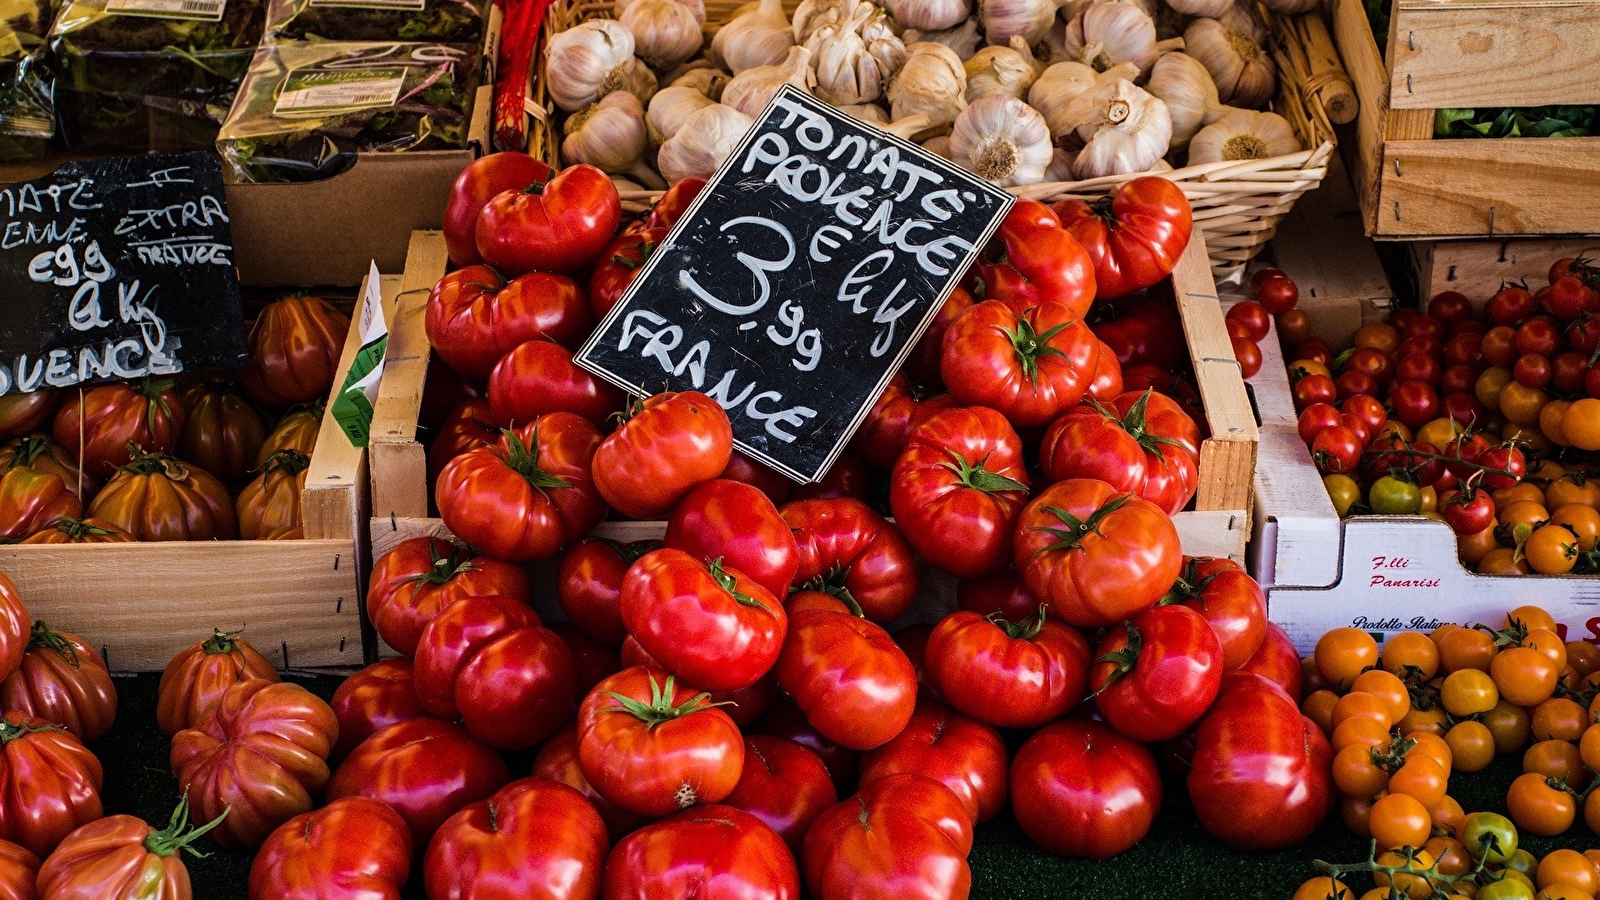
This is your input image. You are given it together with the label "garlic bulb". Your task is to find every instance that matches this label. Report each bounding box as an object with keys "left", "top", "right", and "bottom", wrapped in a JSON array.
[
  {"left": 546, "top": 20, "right": 638, "bottom": 111},
  {"left": 922, "top": 134, "right": 953, "bottom": 158},
  {"left": 723, "top": 46, "right": 817, "bottom": 117},
  {"left": 964, "top": 35, "right": 1045, "bottom": 101},
  {"left": 1187, "top": 108, "right": 1299, "bottom": 164},
  {"left": 1059, "top": 0, "right": 1160, "bottom": 76},
  {"left": 648, "top": 84, "right": 716, "bottom": 145},
  {"left": 621, "top": 58, "right": 660, "bottom": 105},
  {"left": 563, "top": 91, "right": 666, "bottom": 189},
  {"left": 886, "top": 0, "right": 970, "bottom": 32},
  {"left": 1070, "top": 79, "right": 1172, "bottom": 178},
  {"left": 658, "top": 104, "right": 754, "bottom": 182},
  {"left": 904, "top": 19, "right": 983, "bottom": 60},
  {"left": 1216, "top": 1, "right": 1267, "bottom": 44},
  {"left": 980, "top": 0, "right": 1069, "bottom": 47},
  {"left": 949, "top": 94, "right": 1053, "bottom": 186},
  {"left": 792, "top": 0, "right": 871, "bottom": 44},
  {"left": 1185, "top": 16, "right": 1275, "bottom": 107},
  {"left": 1044, "top": 147, "right": 1077, "bottom": 180},
  {"left": 1145, "top": 51, "right": 1226, "bottom": 149},
  {"left": 888, "top": 42, "right": 967, "bottom": 132},
  {"left": 807, "top": 4, "right": 905, "bottom": 105},
  {"left": 840, "top": 102, "right": 892, "bottom": 123},
  {"left": 1028, "top": 59, "right": 1136, "bottom": 137},
  {"left": 620, "top": 0, "right": 705, "bottom": 69},
  {"left": 1164, "top": 0, "right": 1229, "bottom": 20},
  {"left": 670, "top": 65, "right": 731, "bottom": 100},
  {"left": 711, "top": 0, "right": 796, "bottom": 74}
]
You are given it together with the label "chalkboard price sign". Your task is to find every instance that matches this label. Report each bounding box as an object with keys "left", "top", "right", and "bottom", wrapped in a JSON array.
[
  {"left": 576, "top": 86, "right": 1014, "bottom": 483},
  {"left": 0, "top": 151, "right": 248, "bottom": 395}
]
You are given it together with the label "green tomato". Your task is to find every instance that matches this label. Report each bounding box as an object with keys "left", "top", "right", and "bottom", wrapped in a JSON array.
[
  {"left": 1462, "top": 811, "right": 1519, "bottom": 864},
  {"left": 1502, "top": 849, "right": 1538, "bottom": 878},
  {"left": 1324, "top": 473, "right": 1362, "bottom": 517},
  {"left": 1369, "top": 475, "right": 1423, "bottom": 515},
  {"left": 1477, "top": 871, "right": 1535, "bottom": 900}
]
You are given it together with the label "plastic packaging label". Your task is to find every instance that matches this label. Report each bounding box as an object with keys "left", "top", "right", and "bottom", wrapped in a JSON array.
[
  {"left": 332, "top": 261, "right": 389, "bottom": 447},
  {"left": 273, "top": 68, "right": 404, "bottom": 117},
  {"left": 104, "top": 0, "right": 227, "bottom": 21}
]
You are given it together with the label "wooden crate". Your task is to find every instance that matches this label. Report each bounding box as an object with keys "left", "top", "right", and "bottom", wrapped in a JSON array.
[
  {"left": 1333, "top": 0, "right": 1600, "bottom": 239},
  {"left": 1410, "top": 237, "right": 1600, "bottom": 301}
]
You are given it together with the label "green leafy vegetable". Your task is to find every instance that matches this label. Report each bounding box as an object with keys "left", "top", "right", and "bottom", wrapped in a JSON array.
[
  {"left": 1435, "top": 105, "right": 1600, "bottom": 139},
  {"left": 265, "top": 0, "right": 490, "bottom": 43},
  {"left": 0, "top": 0, "right": 57, "bottom": 159}
]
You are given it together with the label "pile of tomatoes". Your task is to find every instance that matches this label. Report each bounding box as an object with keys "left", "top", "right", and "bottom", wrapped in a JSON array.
[
  {"left": 0, "top": 294, "right": 349, "bottom": 544},
  {"left": 1223, "top": 266, "right": 1305, "bottom": 381}
]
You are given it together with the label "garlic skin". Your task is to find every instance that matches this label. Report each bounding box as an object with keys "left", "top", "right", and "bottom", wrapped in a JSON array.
[
  {"left": 658, "top": 104, "right": 755, "bottom": 182},
  {"left": 885, "top": 0, "right": 971, "bottom": 32},
  {"left": 922, "top": 134, "right": 953, "bottom": 158},
  {"left": 620, "top": 0, "right": 706, "bottom": 69},
  {"left": 807, "top": 5, "right": 906, "bottom": 105},
  {"left": 949, "top": 94, "right": 1053, "bottom": 186},
  {"left": 670, "top": 65, "right": 732, "bottom": 100},
  {"left": 1070, "top": 79, "right": 1172, "bottom": 178},
  {"left": 1185, "top": 16, "right": 1275, "bottom": 107},
  {"left": 546, "top": 20, "right": 638, "bottom": 111},
  {"left": 1164, "top": 0, "right": 1230, "bottom": 19},
  {"left": 964, "top": 35, "right": 1045, "bottom": 101},
  {"left": 840, "top": 102, "right": 892, "bottom": 123},
  {"left": 793, "top": 0, "right": 869, "bottom": 44},
  {"left": 1059, "top": 0, "right": 1160, "bottom": 76},
  {"left": 980, "top": 0, "right": 1068, "bottom": 48},
  {"left": 1044, "top": 147, "right": 1077, "bottom": 180},
  {"left": 621, "top": 58, "right": 660, "bottom": 105},
  {"left": 723, "top": 45, "right": 818, "bottom": 117},
  {"left": 888, "top": 42, "right": 967, "bottom": 132},
  {"left": 904, "top": 19, "right": 983, "bottom": 60},
  {"left": 648, "top": 84, "right": 717, "bottom": 145},
  {"left": 1145, "top": 51, "right": 1226, "bottom": 150},
  {"left": 1028, "top": 59, "right": 1137, "bottom": 137},
  {"left": 1186, "top": 107, "right": 1299, "bottom": 164},
  {"left": 564, "top": 91, "right": 648, "bottom": 172},
  {"left": 711, "top": 0, "right": 796, "bottom": 74},
  {"left": 1217, "top": 1, "right": 1268, "bottom": 44}
]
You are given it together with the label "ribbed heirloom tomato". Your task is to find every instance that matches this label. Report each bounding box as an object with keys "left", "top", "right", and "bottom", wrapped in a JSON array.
[
  {"left": 0, "top": 839, "right": 36, "bottom": 900},
  {"left": 54, "top": 378, "right": 185, "bottom": 475},
  {"left": 240, "top": 296, "right": 350, "bottom": 408},
  {"left": 1039, "top": 389, "right": 1201, "bottom": 514},
  {"left": 249, "top": 797, "right": 412, "bottom": 900},
  {"left": 365, "top": 537, "right": 531, "bottom": 658},
  {"left": 924, "top": 608, "right": 1090, "bottom": 730},
  {"left": 326, "top": 718, "right": 509, "bottom": 846},
  {"left": 0, "top": 622, "right": 116, "bottom": 744},
  {"left": 775, "top": 609, "right": 917, "bottom": 751},
  {"left": 1053, "top": 175, "right": 1193, "bottom": 301},
  {"left": 592, "top": 391, "right": 733, "bottom": 519},
  {"left": 1010, "top": 718, "right": 1162, "bottom": 859},
  {"left": 475, "top": 163, "right": 621, "bottom": 276},
  {"left": 723, "top": 735, "right": 838, "bottom": 853},
  {"left": 968, "top": 199, "right": 1096, "bottom": 318},
  {"left": 156, "top": 629, "right": 279, "bottom": 737},
  {"left": 802, "top": 773, "right": 973, "bottom": 900},
  {"left": 488, "top": 340, "right": 624, "bottom": 429},
  {"left": 850, "top": 375, "right": 959, "bottom": 470},
  {"left": 0, "top": 462, "right": 77, "bottom": 542},
  {"left": 442, "top": 152, "right": 554, "bottom": 267},
  {"left": 0, "top": 712, "right": 102, "bottom": 858},
  {"left": 88, "top": 449, "right": 237, "bottom": 541},
  {"left": 781, "top": 497, "right": 918, "bottom": 624},
  {"left": 176, "top": 380, "right": 265, "bottom": 485},
  {"left": 1160, "top": 556, "right": 1267, "bottom": 671},
  {"left": 531, "top": 726, "right": 651, "bottom": 843},
  {"left": 588, "top": 225, "right": 667, "bottom": 321},
  {"left": 36, "top": 799, "right": 223, "bottom": 900},
  {"left": 327, "top": 659, "right": 426, "bottom": 762},
  {"left": 941, "top": 299, "right": 1100, "bottom": 428},
  {"left": 665, "top": 479, "right": 799, "bottom": 601},
  {"left": 859, "top": 699, "right": 1009, "bottom": 824},
  {"left": 556, "top": 538, "right": 655, "bottom": 648},
  {"left": 605, "top": 805, "right": 799, "bottom": 900},
  {"left": 425, "top": 778, "right": 607, "bottom": 900},
  {"left": 426, "top": 267, "right": 593, "bottom": 381}
]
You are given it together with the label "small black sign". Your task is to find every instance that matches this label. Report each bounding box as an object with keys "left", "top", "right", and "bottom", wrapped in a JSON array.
[
  {"left": 576, "top": 86, "right": 1014, "bottom": 483},
  {"left": 0, "top": 151, "right": 247, "bottom": 395}
]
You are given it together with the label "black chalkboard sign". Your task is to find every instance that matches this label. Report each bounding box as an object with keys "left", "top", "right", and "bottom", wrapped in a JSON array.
[
  {"left": 576, "top": 86, "right": 1014, "bottom": 483},
  {"left": 0, "top": 151, "right": 247, "bottom": 395}
]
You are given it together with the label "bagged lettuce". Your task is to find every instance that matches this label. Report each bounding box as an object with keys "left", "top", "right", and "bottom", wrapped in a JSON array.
[
  {"left": 49, "top": 0, "right": 265, "bottom": 151},
  {"left": 217, "top": 40, "right": 480, "bottom": 183},
  {"left": 0, "top": 0, "right": 57, "bottom": 159},
  {"left": 264, "top": 0, "right": 490, "bottom": 43}
]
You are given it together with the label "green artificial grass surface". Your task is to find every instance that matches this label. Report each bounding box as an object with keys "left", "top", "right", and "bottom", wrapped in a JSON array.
[{"left": 92, "top": 673, "right": 1593, "bottom": 900}]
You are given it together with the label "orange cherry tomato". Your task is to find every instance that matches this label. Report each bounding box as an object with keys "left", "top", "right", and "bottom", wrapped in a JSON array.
[
  {"left": 1439, "top": 627, "right": 1498, "bottom": 673},
  {"left": 1536, "top": 849, "right": 1599, "bottom": 894},
  {"left": 1330, "top": 691, "right": 1395, "bottom": 734},
  {"left": 1551, "top": 505, "right": 1600, "bottom": 552},
  {"left": 1407, "top": 731, "right": 1454, "bottom": 775},
  {"left": 1425, "top": 835, "right": 1472, "bottom": 876},
  {"left": 1484, "top": 700, "right": 1533, "bottom": 755},
  {"left": 1352, "top": 669, "right": 1411, "bottom": 724},
  {"left": 1507, "top": 771, "right": 1576, "bottom": 837},
  {"left": 1383, "top": 631, "right": 1441, "bottom": 681},
  {"left": 1316, "top": 627, "right": 1381, "bottom": 690},
  {"left": 1532, "top": 697, "right": 1588, "bottom": 743},
  {"left": 1524, "top": 739, "right": 1586, "bottom": 787},
  {"left": 1506, "top": 605, "right": 1559, "bottom": 634},
  {"left": 1333, "top": 743, "right": 1389, "bottom": 799},
  {"left": 1442, "top": 668, "right": 1500, "bottom": 717},
  {"left": 1524, "top": 525, "right": 1580, "bottom": 575},
  {"left": 1332, "top": 716, "right": 1394, "bottom": 754},
  {"left": 1492, "top": 646, "right": 1561, "bottom": 707},
  {"left": 1479, "top": 547, "right": 1532, "bottom": 575},
  {"left": 1388, "top": 755, "right": 1449, "bottom": 808},
  {"left": 1302, "top": 689, "right": 1340, "bottom": 735},
  {"left": 1580, "top": 724, "right": 1600, "bottom": 772},
  {"left": 1369, "top": 792, "right": 1433, "bottom": 849},
  {"left": 1446, "top": 720, "right": 1495, "bottom": 773}
]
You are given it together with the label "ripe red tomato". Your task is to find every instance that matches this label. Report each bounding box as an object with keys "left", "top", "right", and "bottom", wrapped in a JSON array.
[
  {"left": 588, "top": 225, "right": 667, "bottom": 321},
  {"left": 1010, "top": 718, "right": 1162, "bottom": 858},
  {"left": 1515, "top": 316, "right": 1563, "bottom": 357},
  {"left": 1088, "top": 339, "right": 1126, "bottom": 399},
  {"left": 1093, "top": 296, "right": 1187, "bottom": 370},
  {"left": 723, "top": 735, "right": 837, "bottom": 853},
  {"left": 531, "top": 726, "right": 650, "bottom": 843},
  {"left": 1091, "top": 604, "right": 1223, "bottom": 742},
  {"left": 1277, "top": 308, "right": 1312, "bottom": 345},
  {"left": 1013, "top": 479, "right": 1183, "bottom": 627},
  {"left": 1388, "top": 381, "right": 1441, "bottom": 430},
  {"left": 0, "top": 712, "right": 102, "bottom": 858},
  {"left": 969, "top": 199, "right": 1096, "bottom": 318},
  {"left": 802, "top": 774, "right": 973, "bottom": 900},
  {"left": 1293, "top": 373, "right": 1338, "bottom": 410},
  {"left": 156, "top": 629, "right": 279, "bottom": 738},
  {"left": 775, "top": 609, "right": 917, "bottom": 751},
  {"left": 442, "top": 152, "right": 553, "bottom": 266},
  {"left": 592, "top": 391, "right": 732, "bottom": 519},
  {"left": 1476, "top": 444, "right": 1526, "bottom": 491},
  {"left": 1039, "top": 389, "right": 1200, "bottom": 515},
  {"left": 751, "top": 699, "right": 861, "bottom": 794},
  {"left": 1234, "top": 622, "right": 1302, "bottom": 699},
  {"left": 664, "top": 479, "right": 799, "bottom": 601},
  {"left": 889, "top": 406, "right": 1030, "bottom": 580},
  {"left": 640, "top": 177, "right": 706, "bottom": 232},
  {"left": 475, "top": 163, "right": 621, "bottom": 276},
  {"left": 240, "top": 296, "right": 351, "bottom": 408},
  {"left": 859, "top": 699, "right": 1008, "bottom": 824},
  {"left": 1052, "top": 175, "right": 1192, "bottom": 301},
  {"left": 1233, "top": 337, "right": 1264, "bottom": 379},
  {"left": 1341, "top": 395, "right": 1388, "bottom": 439},
  {"left": 175, "top": 379, "right": 266, "bottom": 485},
  {"left": 924, "top": 609, "right": 1090, "bottom": 730},
  {"left": 425, "top": 778, "right": 607, "bottom": 900},
  {"left": 1311, "top": 424, "right": 1363, "bottom": 474},
  {"left": 54, "top": 379, "right": 185, "bottom": 475},
  {"left": 170, "top": 680, "right": 337, "bottom": 850},
  {"left": 249, "top": 797, "right": 412, "bottom": 900},
  {"left": 1440, "top": 488, "right": 1495, "bottom": 535},
  {"left": 790, "top": 450, "right": 870, "bottom": 502},
  {"left": 1545, "top": 276, "right": 1599, "bottom": 322},
  {"left": 942, "top": 300, "right": 1098, "bottom": 428},
  {"left": 87, "top": 449, "right": 237, "bottom": 541},
  {"left": 956, "top": 571, "right": 1040, "bottom": 622},
  {"left": 427, "top": 268, "right": 593, "bottom": 383},
  {"left": 0, "top": 622, "right": 116, "bottom": 744},
  {"left": 487, "top": 340, "right": 624, "bottom": 429},
  {"left": 849, "top": 375, "right": 959, "bottom": 470},
  {"left": 904, "top": 286, "right": 976, "bottom": 385},
  {"left": 365, "top": 536, "right": 531, "bottom": 658},
  {"left": 428, "top": 398, "right": 498, "bottom": 483},
  {"left": 36, "top": 799, "right": 218, "bottom": 900},
  {"left": 0, "top": 462, "right": 78, "bottom": 543},
  {"left": 328, "top": 659, "right": 426, "bottom": 763},
  {"left": 1256, "top": 274, "right": 1300, "bottom": 315},
  {"left": 549, "top": 623, "right": 622, "bottom": 694},
  {"left": 436, "top": 414, "right": 605, "bottom": 562},
  {"left": 1297, "top": 403, "right": 1342, "bottom": 445},
  {"left": 1162, "top": 557, "right": 1267, "bottom": 671},
  {"left": 780, "top": 498, "right": 918, "bottom": 625},
  {"left": 1226, "top": 301, "right": 1271, "bottom": 343},
  {"left": 326, "top": 718, "right": 509, "bottom": 846},
  {"left": 556, "top": 538, "right": 654, "bottom": 649},
  {"left": 0, "top": 839, "right": 37, "bottom": 900},
  {"left": 718, "top": 450, "right": 792, "bottom": 505},
  {"left": 0, "top": 391, "right": 57, "bottom": 444},
  {"left": 605, "top": 805, "right": 800, "bottom": 900}
]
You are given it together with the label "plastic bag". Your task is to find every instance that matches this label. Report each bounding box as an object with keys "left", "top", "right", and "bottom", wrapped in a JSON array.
[
  {"left": 0, "top": 0, "right": 58, "bottom": 160},
  {"left": 264, "top": 0, "right": 491, "bottom": 43}
]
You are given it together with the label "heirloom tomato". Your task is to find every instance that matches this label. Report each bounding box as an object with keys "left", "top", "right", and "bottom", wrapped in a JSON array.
[
  {"left": 429, "top": 398, "right": 499, "bottom": 482},
  {"left": 889, "top": 406, "right": 1030, "bottom": 579},
  {"left": 604, "top": 806, "right": 799, "bottom": 900},
  {"left": 426, "top": 779, "right": 607, "bottom": 900},
  {"left": 0, "top": 712, "right": 102, "bottom": 858},
  {"left": 54, "top": 378, "right": 185, "bottom": 474},
  {"left": 752, "top": 698, "right": 861, "bottom": 793},
  {"left": 257, "top": 404, "right": 321, "bottom": 466},
  {"left": 531, "top": 725, "right": 651, "bottom": 843},
  {"left": 859, "top": 699, "right": 1008, "bottom": 824},
  {"left": 19, "top": 516, "right": 129, "bottom": 544},
  {"left": 925, "top": 608, "right": 1090, "bottom": 730},
  {"left": 640, "top": 176, "right": 706, "bottom": 231},
  {"left": 665, "top": 479, "right": 798, "bottom": 601},
  {"left": 1091, "top": 604, "right": 1222, "bottom": 742},
  {"left": 775, "top": 609, "right": 916, "bottom": 751},
  {"left": 1010, "top": 718, "right": 1162, "bottom": 858},
  {"left": 0, "top": 390, "right": 56, "bottom": 442},
  {"left": 428, "top": 268, "right": 593, "bottom": 382},
  {"left": 36, "top": 798, "right": 222, "bottom": 900},
  {"left": 849, "top": 375, "right": 959, "bottom": 470},
  {"left": 0, "top": 839, "right": 36, "bottom": 900},
  {"left": 249, "top": 797, "right": 411, "bottom": 900},
  {"left": 170, "top": 680, "right": 338, "bottom": 850},
  {"left": 0, "top": 463, "right": 77, "bottom": 542},
  {"left": 436, "top": 415, "right": 605, "bottom": 562},
  {"left": 475, "top": 164, "right": 621, "bottom": 275},
  {"left": 1039, "top": 389, "right": 1200, "bottom": 514},
  {"left": 0, "top": 436, "right": 95, "bottom": 502},
  {"left": 577, "top": 666, "right": 744, "bottom": 817},
  {"left": 88, "top": 449, "right": 237, "bottom": 541},
  {"left": 1013, "top": 479, "right": 1183, "bottom": 627},
  {"left": 905, "top": 286, "right": 975, "bottom": 385},
  {"left": 557, "top": 537, "right": 656, "bottom": 648},
  {"left": 487, "top": 340, "right": 625, "bottom": 428},
  {"left": 956, "top": 571, "right": 1041, "bottom": 622},
  {"left": 0, "top": 622, "right": 116, "bottom": 744},
  {"left": 235, "top": 449, "right": 308, "bottom": 539},
  {"left": 240, "top": 296, "right": 351, "bottom": 408},
  {"left": 723, "top": 735, "right": 837, "bottom": 853},
  {"left": 969, "top": 199, "right": 1096, "bottom": 318},
  {"left": 1093, "top": 296, "right": 1187, "bottom": 371},
  {"left": 780, "top": 498, "right": 917, "bottom": 624},
  {"left": 592, "top": 391, "right": 732, "bottom": 518},
  {"left": 941, "top": 300, "right": 1099, "bottom": 428},
  {"left": 328, "top": 659, "right": 426, "bottom": 762},
  {"left": 175, "top": 380, "right": 265, "bottom": 485},
  {"left": 1053, "top": 175, "right": 1192, "bottom": 301},
  {"left": 326, "top": 718, "right": 509, "bottom": 845},
  {"left": 0, "top": 578, "right": 22, "bottom": 684},
  {"left": 589, "top": 225, "right": 667, "bottom": 321},
  {"left": 366, "top": 537, "right": 531, "bottom": 658},
  {"left": 1160, "top": 556, "right": 1267, "bottom": 671},
  {"left": 802, "top": 774, "right": 972, "bottom": 900},
  {"left": 443, "top": 152, "right": 554, "bottom": 266},
  {"left": 719, "top": 450, "right": 792, "bottom": 505}
]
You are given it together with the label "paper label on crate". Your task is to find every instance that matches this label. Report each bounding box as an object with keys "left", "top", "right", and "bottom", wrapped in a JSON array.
[
  {"left": 309, "top": 0, "right": 427, "bottom": 9},
  {"left": 274, "top": 69, "right": 405, "bottom": 118},
  {"left": 105, "top": 0, "right": 226, "bottom": 21},
  {"left": 332, "top": 262, "right": 389, "bottom": 448}
]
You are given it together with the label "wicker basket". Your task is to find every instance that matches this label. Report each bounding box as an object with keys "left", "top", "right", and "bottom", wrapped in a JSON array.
[{"left": 526, "top": 0, "right": 1340, "bottom": 280}]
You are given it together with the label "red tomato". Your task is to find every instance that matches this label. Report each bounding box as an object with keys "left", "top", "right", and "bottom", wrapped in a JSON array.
[
  {"left": 1255, "top": 274, "right": 1300, "bottom": 315},
  {"left": 664, "top": 479, "right": 799, "bottom": 600},
  {"left": 239, "top": 296, "right": 351, "bottom": 408},
  {"left": 442, "top": 152, "right": 553, "bottom": 266},
  {"left": 723, "top": 735, "right": 837, "bottom": 854},
  {"left": 0, "top": 436, "right": 95, "bottom": 504},
  {"left": 751, "top": 699, "right": 861, "bottom": 794},
  {"left": 1010, "top": 718, "right": 1162, "bottom": 858},
  {"left": 780, "top": 498, "right": 918, "bottom": 624},
  {"left": 956, "top": 571, "right": 1040, "bottom": 622},
  {"left": 889, "top": 406, "right": 1030, "bottom": 579},
  {"left": 175, "top": 379, "right": 266, "bottom": 486},
  {"left": 1087, "top": 339, "right": 1125, "bottom": 400},
  {"left": 925, "top": 608, "right": 1089, "bottom": 730},
  {"left": 859, "top": 699, "right": 1008, "bottom": 824},
  {"left": 640, "top": 177, "right": 706, "bottom": 232},
  {"left": 970, "top": 199, "right": 1096, "bottom": 318},
  {"left": 412, "top": 595, "right": 576, "bottom": 750},
  {"left": 427, "top": 268, "right": 593, "bottom": 382},
  {"left": 1226, "top": 301, "right": 1271, "bottom": 343},
  {"left": 36, "top": 798, "right": 221, "bottom": 900},
  {"left": 425, "top": 779, "right": 607, "bottom": 900},
  {"left": 365, "top": 536, "right": 531, "bottom": 658},
  {"left": 1013, "top": 479, "right": 1183, "bottom": 627},
  {"left": 593, "top": 391, "right": 733, "bottom": 519},
  {"left": 589, "top": 226, "right": 667, "bottom": 321},
  {"left": 791, "top": 451, "right": 870, "bottom": 502},
  {"left": 0, "top": 391, "right": 57, "bottom": 443},
  {"left": 0, "top": 622, "right": 116, "bottom": 744},
  {"left": 1476, "top": 444, "right": 1526, "bottom": 491},
  {"left": 1428, "top": 290, "right": 1473, "bottom": 327},
  {"left": 718, "top": 450, "right": 792, "bottom": 505},
  {"left": 942, "top": 300, "right": 1098, "bottom": 428},
  {"left": 1188, "top": 674, "right": 1333, "bottom": 850},
  {"left": 604, "top": 805, "right": 799, "bottom": 900},
  {"left": 1440, "top": 488, "right": 1495, "bottom": 536},
  {"left": 475, "top": 164, "right": 621, "bottom": 275},
  {"left": 328, "top": 659, "right": 426, "bottom": 763},
  {"left": 0, "top": 712, "right": 101, "bottom": 858},
  {"left": 0, "top": 839, "right": 37, "bottom": 900},
  {"left": 487, "top": 341, "right": 624, "bottom": 428},
  {"left": 1052, "top": 175, "right": 1192, "bottom": 301},
  {"left": 557, "top": 537, "right": 656, "bottom": 648},
  {"left": 1162, "top": 556, "right": 1267, "bottom": 671},
  {"left": 87, "top": 448, "right": 237, "bottom": 541},
  {"left": 428, "top": 398, "right": 499, "bottom": 483},
  {"left": 1093, "top": 297, "right": 1188, "bottom": 371},
  {"left": 170, "top": 680, "right": 337, "bottom": 850},
  {"left": 53, "top": 379, "right": 185, "bottom": 475},
  {"left": 531, "top": 726, "right": 651, "bottom": 843},
  {"left": 326, "top": 718, "right": 509, "bottom": 846},
  {"left": 1091, "top": 604, "right": 1223, "bottom": 742},
  {"left": 436, "top": 415, "right": 605, "bottom": 562},
  {"left": 904, "top": 286, "right": 976, "bottom": 385},
  {"left": 249, "top": 797, "right": 412, "bottom": 900},
  {"left": 1233, "top": 622, "right": 1302, "bottom": 699},
  {"left": 577, "top": 666, "right": 744, "bottom": 817},
  {"left": 1039, "top": 389, "right": 1200, "bottom": 514},
  {"left": 775, "top": 609, "right": 917, "bottom": 751},
  {"left": 849, "top": 375, "right": 960, "bottom": 470},
  {"left": 620, "top": 548, "right": 787, "bottom": 692},
  {"left": 802, "top": 774, "right": 972, "bottom": 900},
  {"left": 156, "top": 629, "right": 278, "bottom": 738},
  {"left": 1311, "top": 424, "right": 1363, "bottom": 474},
  {"left": 1296, "top": 403, "right": 1342, "bottom": 445},
  {"left": 1292, "top": 373, "right": 1338, "bottom": 410}
]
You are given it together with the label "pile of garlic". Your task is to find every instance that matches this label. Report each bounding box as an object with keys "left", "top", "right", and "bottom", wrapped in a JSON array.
[{"left": 547, "top": 0, "right": 1305, "bottom": 190}]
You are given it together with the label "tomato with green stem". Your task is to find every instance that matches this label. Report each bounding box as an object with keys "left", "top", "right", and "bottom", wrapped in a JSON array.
[
  {"left": 941, "top": 300, "right": 1099, "bottom": 428},
  {"left": 0, "top": 712, "right": 102, "bottom": 858},
  {"left": 54, "top": 379, "right": 185, "bottom": 475},
  {"left": 923, "top": 608, "right": 1089, "bottom": 730},
  {"left": 665, "top": 479, "right": 798, "bottom": 602},
  {"left": 0, "top": 622, "right": 116, "bottom": 744},
  {"left": 475, "top": 164, "right": 621, "bottom": 276},
  {"left": 588, "top": 225, "right": 667, "bottom": 321},
  {"left": 1052, "top": 175, "right": 1192, "bottom": 301},
  {"left": 780, "top": 498, "right": 918, "bottom": 625},
  {"left": 426, "top": 267, "right": 593, "bottom": 382},
  {"left": 968, "top": 199, "right": 1096, "bottom": 318},
  {"left": 365, "top": 537, "right": 531, "bottom": 658},
  {"left": 1039, "top": 389, "right": 1200, "bottom": 514},
  {"left": 36, "top": 797, "right": 227, "bottom": 900},
  {"left": 1091, "top": 604, "right": 1222, "bottom": 742},
  {"left": 1159, "top": 556, "right": 1266, "bottom": 672}
]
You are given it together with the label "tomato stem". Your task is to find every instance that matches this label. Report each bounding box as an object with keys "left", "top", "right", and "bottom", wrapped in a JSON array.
[
  {"left": 0, "top": 716, "right": 66, "bottom": 745},
  {"left": 706, "top": 557, "right": 769, "bottom": 612},
  {"left": 499, "top": 429, "right": 572, "bottom": 496},
  {"left": 1029, "top": 494, "right": 1133, "bottom": 555},
  {"left": 796, "top": 565, "right": 866, "bottom": 618},
  {"left": 146, "top": 794, "right": 229, "bottom": 858},
  {"left": 1090, "top": 622, "right": 1141, "bottom": 697},
  {"left": 600, "top": 673, "right": 731, "bottom": 730},
  {"left": 200, "top": 628, "right": 246, "bottom": 655},
  {"left": 939, "top": 450, "right": 1027, "bottom": 495},
  {"left": 26, "top": 620, "right": 81, "bottom": 667}
]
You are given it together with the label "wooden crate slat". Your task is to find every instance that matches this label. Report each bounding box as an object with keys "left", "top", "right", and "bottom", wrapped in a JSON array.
[
  {"left": 1389, "top": 0, "right": 1600, "bottom": 109},
  {"left": 1411, "top": 238, "right": 1600, "bottom": 300},
  {"left": 370, "top": 231, "right": 449, "bottom": 521},
  {"left": 1377, "top": 138, "right": 1600, "bottom": 238}
]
